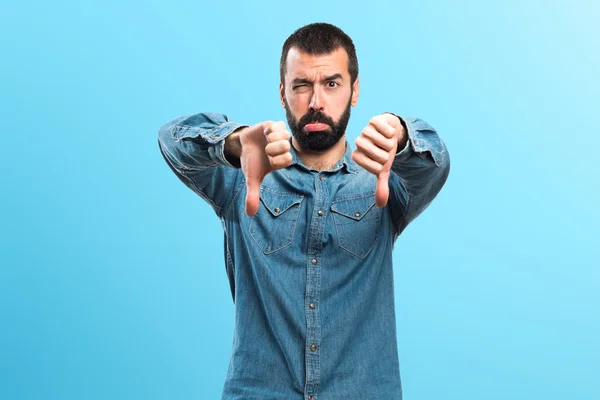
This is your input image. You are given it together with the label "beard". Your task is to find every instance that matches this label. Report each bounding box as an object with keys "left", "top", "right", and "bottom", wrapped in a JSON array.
[{"left": 284, "top": 94, "right": 352, "bottom": 152}]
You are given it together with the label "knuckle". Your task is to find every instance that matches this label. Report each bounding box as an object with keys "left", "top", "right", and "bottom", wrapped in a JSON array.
[
  {"left": 269, "top": 145, "right": 281, "bottom": 156},
  {"left": 263, "top": 122, "right": 273, "bottom": 134},
  {"left": 270, "top": 157, "right": 281, "bottom": 168},
  {"left": 267, "top": 132, "right": 279, "bottom": 143},
  {"left": 356, "top": 136, "right": 368, "bottom": 150}
]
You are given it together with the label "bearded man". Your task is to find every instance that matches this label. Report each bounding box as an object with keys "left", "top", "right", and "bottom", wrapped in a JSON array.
[{"left": 158, "top": 22, "right": 450, "bottom": 400}]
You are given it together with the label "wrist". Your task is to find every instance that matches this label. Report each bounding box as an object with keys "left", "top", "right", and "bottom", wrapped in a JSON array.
[
  {"left": 224, "top": 129, "right": 243, "bottom": 167},
  {"left": 383, "top": 112, "right": 408, "bottom": 153}
]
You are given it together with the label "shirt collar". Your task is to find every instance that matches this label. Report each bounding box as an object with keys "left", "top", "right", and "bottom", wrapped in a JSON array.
[{"left": 288, "top": 139, "right": 360, "bottom": 174}]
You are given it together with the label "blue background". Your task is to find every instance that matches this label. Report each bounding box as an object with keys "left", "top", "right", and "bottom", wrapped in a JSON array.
[{"left": 1, "top": 0, "right": 598, "bottom": 399}]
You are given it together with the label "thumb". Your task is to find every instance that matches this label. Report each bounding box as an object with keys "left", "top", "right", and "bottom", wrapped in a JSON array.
[
  {"left": 245, "top": 155, "right": 263, "bottom": 216},
  {"left": 375, "top": 170, "right": 390, "bottom": 208}
]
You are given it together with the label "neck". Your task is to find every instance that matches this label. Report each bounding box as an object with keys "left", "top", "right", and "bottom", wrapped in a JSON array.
[{"left": 291, "top": 136, "right": 347, "bottom": 171}]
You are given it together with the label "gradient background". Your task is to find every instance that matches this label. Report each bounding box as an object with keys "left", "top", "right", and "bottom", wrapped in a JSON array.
[{"left": 1, "top": 0, "right": 598, "bottom": 399}]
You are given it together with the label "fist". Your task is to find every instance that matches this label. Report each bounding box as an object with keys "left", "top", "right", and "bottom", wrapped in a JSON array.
[
  {"left": 351, "top": 114, "right": 405, "bottom": 207},
  {"left": 239, "top": 120, "right": 293, "bottom": 216},
  {"left": 263, "top": 121, "right": 293, "bottom": 169}
]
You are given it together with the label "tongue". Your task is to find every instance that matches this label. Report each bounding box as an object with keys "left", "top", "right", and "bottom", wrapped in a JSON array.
[{"left": 304, "top": 123, "right": 329, "bottom": 132}]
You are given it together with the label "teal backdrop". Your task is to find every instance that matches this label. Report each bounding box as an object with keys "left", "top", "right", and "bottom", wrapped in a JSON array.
[{"left": 1, "top": 1, "right": 598, "bottom": 399}]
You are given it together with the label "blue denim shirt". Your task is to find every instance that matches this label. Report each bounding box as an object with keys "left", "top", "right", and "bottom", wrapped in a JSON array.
[{"left": 158, "top": 112, "right": 450, "bottom": 400}]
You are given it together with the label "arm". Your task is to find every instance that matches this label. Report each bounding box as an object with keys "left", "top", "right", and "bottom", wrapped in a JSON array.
[
  {"left": 352, "top": 113, "right": 451, "bottom": 232},
  {"left": 387, "top": 113, "right": 451, "bottom": 232},
  {"left": 157, "top": 112, "right": 247, "bottom": 217}
]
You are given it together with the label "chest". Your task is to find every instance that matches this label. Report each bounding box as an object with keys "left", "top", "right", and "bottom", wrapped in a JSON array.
[{"left": 241, "top": 168, "right": 388, "bottom": 260}]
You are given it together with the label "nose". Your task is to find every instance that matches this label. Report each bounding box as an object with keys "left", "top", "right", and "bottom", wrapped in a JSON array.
[{"left": 309, "top": 87, "right": 324, "bottom": 112}]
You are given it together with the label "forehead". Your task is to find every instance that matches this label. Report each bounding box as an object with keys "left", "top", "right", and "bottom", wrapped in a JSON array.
[{"left": 285, "top": 46, "right": 350, "bottom": 80}]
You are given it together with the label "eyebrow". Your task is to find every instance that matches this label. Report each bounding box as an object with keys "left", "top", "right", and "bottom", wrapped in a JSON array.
[{"left": 292, "top": 73, "right": 344, "bottom": 85}]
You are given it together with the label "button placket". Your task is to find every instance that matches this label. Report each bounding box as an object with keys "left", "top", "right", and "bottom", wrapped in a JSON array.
[{"left": 304, "top": 172, "right": 327, "bottom": 397}]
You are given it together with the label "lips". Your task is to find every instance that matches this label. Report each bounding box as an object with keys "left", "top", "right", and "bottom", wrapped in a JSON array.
[{"left": 303, "top": 123, "right": 330, "bottom": 132}]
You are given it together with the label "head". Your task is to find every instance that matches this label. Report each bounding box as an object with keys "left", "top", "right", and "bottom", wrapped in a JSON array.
[{"left": 279, "top": 23, "right": 360, "bottom": 152}]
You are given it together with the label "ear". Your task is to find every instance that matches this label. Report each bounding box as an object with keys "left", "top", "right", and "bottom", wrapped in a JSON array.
[
  {"left": 279, "top": 82, "right": 286, "bottom": 108},
  {"left": 351, "top": 77, "right": 360, "bottom": 107}
]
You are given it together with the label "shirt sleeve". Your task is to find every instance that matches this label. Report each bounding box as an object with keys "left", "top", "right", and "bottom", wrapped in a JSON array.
[
  {"left": 157, "top": 112, "right": 248, "bottom": 217},
  {"left": 385, "top": 114, "right": 451, "bottom": 234}
]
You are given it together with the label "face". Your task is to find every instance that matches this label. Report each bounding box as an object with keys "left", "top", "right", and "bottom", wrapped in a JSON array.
[{"left": 280, "top": 47, "right": 359, "bottom": 152}]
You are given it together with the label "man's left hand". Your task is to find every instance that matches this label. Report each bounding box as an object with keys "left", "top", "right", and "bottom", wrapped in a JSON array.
[{"left": 351, "top": 113, "right": 407, "bottom": 208}]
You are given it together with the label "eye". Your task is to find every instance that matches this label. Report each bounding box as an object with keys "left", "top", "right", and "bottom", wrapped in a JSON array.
[{"left": 327, "top": 81, "right": 339, "bottom": 88}]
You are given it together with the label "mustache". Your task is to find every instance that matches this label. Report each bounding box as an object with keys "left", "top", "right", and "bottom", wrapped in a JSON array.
[{"left": 298, "top": 110, "right": 335, "bottom": 129}]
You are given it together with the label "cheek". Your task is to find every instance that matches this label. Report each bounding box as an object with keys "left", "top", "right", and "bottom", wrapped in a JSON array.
[
  {"left": 331, "top": 91, "right": 352, "bottom": 115},
  {"left": 286, "top": 92, "right": 310, "bottom": 112}
]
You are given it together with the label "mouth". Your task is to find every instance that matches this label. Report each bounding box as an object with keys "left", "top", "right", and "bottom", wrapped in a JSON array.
[{"left": 303, "top": 123, "right": 330, "bottom": 132}]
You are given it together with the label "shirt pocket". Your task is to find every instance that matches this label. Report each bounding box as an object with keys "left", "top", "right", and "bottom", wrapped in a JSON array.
[
  {"left": 249, "top": 187, "right": 304, "bottom": 254},
  {"left": 330, "top": 193, "right": 381, "bottom": 259}
]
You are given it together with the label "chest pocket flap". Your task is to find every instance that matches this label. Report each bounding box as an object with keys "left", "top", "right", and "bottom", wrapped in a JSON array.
[
  {"left": 330, "top": 194, "right": 376, "bottom": 221},
  {"left": 260, "top": 188, "right": 303, "bottom": 217}
]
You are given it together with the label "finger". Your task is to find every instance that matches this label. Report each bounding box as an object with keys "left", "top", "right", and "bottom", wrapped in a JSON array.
[
  {"left": 264, "top": 120, "right": 287, "bottom": 135},
  {"left": 361, "top": 125, "right": 398, "bottom": 152},
  {"left": 351, "top": 150, "right": 384, "bottom": 176},
  {"left": 269, "top": 152, "right": 293, "bottom": 169},
  {"left": 259, "top": 120, "right": 274, "bottom": 135},
  {"left": 244, "top": 155, "right": 263, "bottom": 216},
  {"left": 245, "top": 181, "right": 260, "bottom": 216},
  {"left": 354, "top": 135, "right": 391, "bottom": 165},
  {"left": 265, "top": 129, "right": 291, "bottom": 144},
  {"left": 265, "top": 140, "right": 291, "bottom": 157},
  {"left": 375, "top": 170, "right": 390, "bottom": 208},
  {"left": 369, "top": 117, "right": 397, "bottom": 139},
  {"left": 239, "top": 122, "right": 269, "bottom": 146}
]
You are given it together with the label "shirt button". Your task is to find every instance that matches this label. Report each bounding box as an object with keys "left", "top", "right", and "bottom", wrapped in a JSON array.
[
  {"left": 274, "top": 207, "right": 280, "bottom": 213},
  {"left": 309, "top": 303, "right": 316, "bottom": 309},
  {"left": 309, "top": 396, "right": 314, "bottom": 400},
  {"left": 354, "top": 211, "right": 361, "bottom": 217},
  {"left": 317, "top": 210, "right": 324, "bottom": 216},
  {"left": 311, "top": 259, "right": 317, "bottom": 265},
  {"left": 318, "top": 175, "right": 324, "bottom": 180},
  {"left": 310, "top": 344, "right": 317, "bottom": 351}
]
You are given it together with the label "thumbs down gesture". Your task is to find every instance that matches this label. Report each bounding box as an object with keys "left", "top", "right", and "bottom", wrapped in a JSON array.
[
  {"left": 238, "top": 121, "right": 293, "bottom": 216},
  {"left": 351, "top": 113, "right": 407, "bottom": 208}
]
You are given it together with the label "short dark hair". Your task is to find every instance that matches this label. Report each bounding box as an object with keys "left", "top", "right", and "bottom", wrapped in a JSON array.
[{"left": 280, "top": 22, "right": 359, "bottom": 85}]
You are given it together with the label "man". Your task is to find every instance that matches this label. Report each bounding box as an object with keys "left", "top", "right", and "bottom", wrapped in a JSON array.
[{"left": 158, "top": 22, "right": 450, "bottom": 400}]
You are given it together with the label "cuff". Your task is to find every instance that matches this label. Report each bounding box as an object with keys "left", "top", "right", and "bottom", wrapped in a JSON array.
[
  {"left": 385, "top": 112, "right": 443, "bottom": 166},
  {"left": 170, "top": 118, "right": 247, "bottom": 168}
]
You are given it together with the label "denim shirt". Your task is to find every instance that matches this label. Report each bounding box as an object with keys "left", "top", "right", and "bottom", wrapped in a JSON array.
[{"left": 158, "top": 112, "right": 450, "bottom": 400}]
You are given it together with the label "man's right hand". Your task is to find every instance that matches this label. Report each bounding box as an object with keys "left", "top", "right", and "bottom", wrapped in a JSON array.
[{"left": 226, "top": 121, "right": 293, "bottom": 216}]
